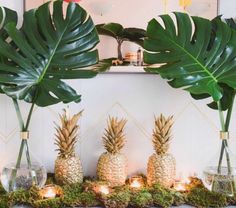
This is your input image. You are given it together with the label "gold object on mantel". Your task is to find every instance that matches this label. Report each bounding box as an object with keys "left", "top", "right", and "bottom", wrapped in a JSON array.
[
  {"left": 54, "top": 109, "right": 83, "bottom": 185},
  {"left": 20, "top": 131, "right": 29, "bottom": 140},
  {"left": 147, "top": 114, "right": 176, "bottom": 187},
  {"left": 97, "top": 116, "right": 127, "bottom": 187},
  {"left": 220, "top": 131, "right": 229, "bottom": 140}
]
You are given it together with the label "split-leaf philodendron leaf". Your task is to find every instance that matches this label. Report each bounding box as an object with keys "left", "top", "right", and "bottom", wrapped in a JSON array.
[
  {"left": 0, "top": 6, "right": 17, "bottom": 94},
  {"left": 0, "top": 1, "right": 100, "bottom": 107},
  {"left": 144, "top": 13, "right": 236, "bottom": 105}
]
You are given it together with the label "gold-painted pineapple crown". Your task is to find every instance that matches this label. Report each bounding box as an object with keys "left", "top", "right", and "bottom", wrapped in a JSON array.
[
  {"left": 103, "top": 116, "right": 127, "bottom": 154},
  {"left": 55, "top": 109, "right": 83, "bottom": 158},
  {"left": 152, "top": 114, "right": 174, "bottom": 155}
]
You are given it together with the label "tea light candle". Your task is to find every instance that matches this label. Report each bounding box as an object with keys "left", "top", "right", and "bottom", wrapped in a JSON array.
[
  {"left": 174, "top": 182, "right": 186, "bottom": 191},
  {"left": 98, "top": 185, "right": 110, "bottom": 195},
  {"left": 174, "top": 177, "right": 191, "bottom": 192},
  {"left": 40, "top": 185, "right": 58, "bottom": 199},
  {"left": 130, "top": 176, "right": 144, "bottom": 189}
]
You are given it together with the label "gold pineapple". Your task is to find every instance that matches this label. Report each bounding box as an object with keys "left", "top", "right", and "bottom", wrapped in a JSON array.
[
  {"left": 147, "top": 114, "right": 176, "bottom": 187},
  {"left": 97, "top": 116, "right": 127, "bottom": 186},
  {"left": 54, "top": 109, "right": 83, "bottom": 185}
]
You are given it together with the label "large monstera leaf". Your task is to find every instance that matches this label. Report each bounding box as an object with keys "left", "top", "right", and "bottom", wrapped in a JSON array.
[
  {"left": 0, "top": 1, "right": 100, "bottom": 107},
  {"left": 0, "top": 7, "right": 17, "bottom": 94},
  {"left": 0, "top": 7, "right": 17, "bottom": 39},
  {"left": 144, "top": 13, "right": 236, "bottom": 103}
]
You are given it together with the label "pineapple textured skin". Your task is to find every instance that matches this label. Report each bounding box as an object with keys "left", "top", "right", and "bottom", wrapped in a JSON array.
[
  {"left": 97, "top": 152, "right": 127, "bottom": 187},
  {"left": 147, "top": 153, "right": 176, "bottom": 187},
  {"left": 55, "top": 156, "right": 83, "bottom": 185}
]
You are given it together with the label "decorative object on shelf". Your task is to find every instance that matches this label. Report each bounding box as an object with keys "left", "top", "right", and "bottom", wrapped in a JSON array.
[
  {"left": 129, "top": 176, "right": 144, "bottom": 189},
  {"left": 179, "top": 0, "right": 192, "bottom": 11},
  {"left": 96, "top": 23, "right": 146, "bottom": 63},
  {"left": 39, "top": 184, "right": 63, "bottom": 199},
  {"left": 137, "top": 47, "right": 143, "bottom": 66},
  {"left": 0, "top": 0, "right": 105, "bottom": 192},
  {"left": 147, "top": 114, "right": 176, "bottom": 187},
  {"left": 54, "top": 109, "right": 83, "bottom": 185},
  {"left": 124, "top": 52, "right": 138, "bottom": 66},
  {"left": 144, "top": 12, "right": 236, "bottom": 195},
  {"left": 97, "top": 116, "right": 127, "bottom": 186}
]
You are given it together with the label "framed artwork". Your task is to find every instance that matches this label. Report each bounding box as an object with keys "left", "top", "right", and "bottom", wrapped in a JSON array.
[{"left": 23, "top": 0, "right": 219, "bottom": 74}]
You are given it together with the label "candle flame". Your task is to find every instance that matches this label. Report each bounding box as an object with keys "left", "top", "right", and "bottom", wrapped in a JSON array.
[
  {"left": 43, "top": 188, "right": 57, "bottom": 198},
  {"left": 174, "top": 177, "right": 191, "bottom": 191},
  {"left": 130, "top": 179, "right": 142, "bottom": 189},
  {"left": 99, "top": 185, "right": 109, "bottom": 195}
]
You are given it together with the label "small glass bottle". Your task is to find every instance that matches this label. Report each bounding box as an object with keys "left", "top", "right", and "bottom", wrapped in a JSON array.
[{"left": 137, "top": 47, "right": 142, "bottom": 66}]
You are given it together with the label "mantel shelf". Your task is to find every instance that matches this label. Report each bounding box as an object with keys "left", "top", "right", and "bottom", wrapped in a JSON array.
[{"left": 102, "top": 66, "right": 147, "bottom": 74}]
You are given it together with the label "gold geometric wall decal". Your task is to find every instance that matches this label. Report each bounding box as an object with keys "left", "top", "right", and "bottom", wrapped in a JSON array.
[
  {"left": 81, "top": 101, "right": 151, "bottom": 141},
  {"left": 189, "top": 101, "right": 218, "bottom": 131},
  {"left": 0, "top": 105, "right": 38, "bottom": 143}
]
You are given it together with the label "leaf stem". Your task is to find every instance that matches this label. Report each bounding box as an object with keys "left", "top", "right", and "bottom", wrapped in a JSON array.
[
  {"left": 13, "top": 99, "right": 24, "bottom": 130},
  {"left": 10, "top": 99, "right": 36, "bottom": 191}
]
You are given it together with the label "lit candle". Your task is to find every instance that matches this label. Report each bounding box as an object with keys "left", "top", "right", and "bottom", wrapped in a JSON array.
[
  {"left": 130, "top": 176, "right": 144, "bottom": 189},
  {"left": 40, "top": 185, "right": 58, "bottom": 199},
  {"left": 99, "top": 185, "right": 110, "bottom": 195},
  {"left": 174, "top": 177, "right": 191, "bottom": 192},
  {"left": 174, "top": 182, "right": 186, "bottom": 192},
  {"left": 130, "top": 179, "right": 142, "bottom": 189}
]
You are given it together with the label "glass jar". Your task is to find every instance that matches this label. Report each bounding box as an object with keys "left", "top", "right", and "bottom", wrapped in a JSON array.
[
  {"left": 203, "top": 132, "right": 236, "bottom": 196},
  {"left": 1, "top": 162, "right": 47, "bottom": 192},
  {"left": 1, "top": 131, "right": 47, "bottom": 192}
]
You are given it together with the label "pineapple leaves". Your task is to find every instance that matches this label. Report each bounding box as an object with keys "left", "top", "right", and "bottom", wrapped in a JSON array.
[
  {"left": 0, "top": 1, "right": 100, "bottom": 107},
  {"left": 102, "top": 117, "right": 127, "bottom": 154},
  {"left": 144, "top": 13, "right": 236, "bottom": 106}
]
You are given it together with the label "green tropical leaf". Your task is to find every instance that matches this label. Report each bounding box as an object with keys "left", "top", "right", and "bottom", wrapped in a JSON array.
[
  {"left": 144, "top": 13, "right": 236, "bottom": 102},
  {"left": 96, "top": 23, "right": 146, "bottom": 45},
  {"left": 191, "top": 84, "right": 235, "bottom": 111},
  {"left": 0, "top": 1, "right": 100, "bottom": 107},
  {"left": 0, "top": 6, "right": 17, "bottom": 39},
  {"left": 0, "top": 6, "right": 17, "bottom": 94},
  {"left": 96, "top": 23, "right": 124, "bottom": 38}
]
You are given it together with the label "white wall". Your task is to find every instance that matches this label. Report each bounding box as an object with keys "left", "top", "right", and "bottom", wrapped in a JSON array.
[{"left": 0, "top": 0, "right": 236, "bottom": 180}]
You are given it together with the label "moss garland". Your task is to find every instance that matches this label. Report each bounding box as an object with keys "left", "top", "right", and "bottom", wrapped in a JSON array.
[{"left": 0, "top": 175, "right": 235, "bottom": 208}]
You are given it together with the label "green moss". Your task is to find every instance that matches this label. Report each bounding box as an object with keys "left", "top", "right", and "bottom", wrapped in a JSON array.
[
  {"left": 8, "top": 188, "right": 32, "bottom": 206},
  {"left": 130, "top": 189, "right": 153, "bottom": 208},
  {"left": 104, "top": 190, "right": 130, "bottom": 208},
  {"left": 187, "top": 187, "right": 228, "bottom": 207},
  {"left": 62, "top": 183, "right": 83, "bottom": 206},
  {"left": 149, "top": 184, "right": 174, "bottom": 208},
  {"left": 0, "top": 176, "right": 232, "bottom": 208},
  {"left": 0, "top": 195, "right": 9, "bottom": 208},
  {"left": 77, "top": 191, "right": 98, "bottom": 207},
  {"left": 33, "top": 198, "right": 62, "bottom": 208},
  {"left": 170, "top": 190, "right": 186, "bottom": 206}
]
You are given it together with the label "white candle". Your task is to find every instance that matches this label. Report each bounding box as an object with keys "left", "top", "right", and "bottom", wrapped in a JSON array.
[
  {"left": 99, "top": 185, "right": 109, "bottom": 195},
  {"left": 40, "top": 186, "right": 57, "bottom": 199},
  {"left": 130, "top": 179, "right": 142, "bottom": 189}
]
